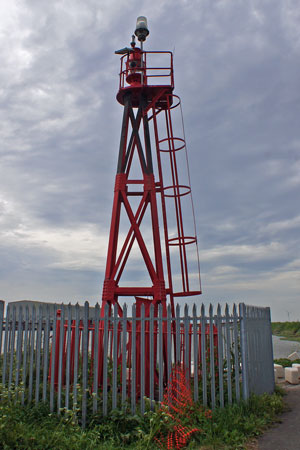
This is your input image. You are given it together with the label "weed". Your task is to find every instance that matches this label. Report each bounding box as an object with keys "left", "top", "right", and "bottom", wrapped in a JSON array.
[
  {"left": 272, "top": 322, "right": 300, "bottom": 338},
  {"left": 274, "top": 358, "right": 300, "bottom": 367},
  {"left": 0, "top": 381, "right": 285, "bottom": 449}
]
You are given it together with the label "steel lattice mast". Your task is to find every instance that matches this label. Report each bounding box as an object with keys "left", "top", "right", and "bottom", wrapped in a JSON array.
[{"left": 101, "top": 17, "right": 201, "bottom": 318}]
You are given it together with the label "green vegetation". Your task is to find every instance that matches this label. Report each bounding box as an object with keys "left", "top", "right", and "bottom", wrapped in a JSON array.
[
  {"left": 272, "top": 322, "right": 300, "bottom": 342},
  {"left": 274, "top": 358, "right": 300, "bottom": 368},
  {"left": 0, "top": 385, "right": 284, "bottom": 450}
]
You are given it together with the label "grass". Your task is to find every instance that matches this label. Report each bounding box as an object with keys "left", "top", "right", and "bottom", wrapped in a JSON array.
[
  {"left": 278, "top": 336, "right": 300, "bottom": 343},
  {"left": 0, "top": 384, "right": 285, "bottom": 450},
  {"left": 274, "top": 358, "right": 300, "bottom": 368},
  {"left": 272, "top": 322, "right": 300, "bottom": 342}
]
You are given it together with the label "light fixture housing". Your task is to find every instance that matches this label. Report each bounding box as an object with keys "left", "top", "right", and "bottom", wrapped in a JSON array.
[{"left": 135, "top": 16, "right": 149, "bottom": 42}]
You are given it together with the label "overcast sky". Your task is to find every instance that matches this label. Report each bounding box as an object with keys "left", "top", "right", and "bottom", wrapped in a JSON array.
[{"left": 0, "top": 0, "right": 299, "bottom": 321}]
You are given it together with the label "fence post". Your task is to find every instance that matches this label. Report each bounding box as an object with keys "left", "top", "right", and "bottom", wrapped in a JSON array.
[
  {"left": 121, "top": 304, "right": 127, "bottom": 408},
  {"left": 8, "top": 305, "right": 16, "bottom": 392},
  {"left": 50, "top": 304, "right": 58, "bottom": 412},
  {"left": 158, "top": 304, "right": 163, "bottom": 403},
  {"left": 28, "top": 306, "right": 36, "bottom": 404},
  {"left": 15, "top": 306, "right": 23, "bottom": 392},
  {"left": 200, "top": 303, "right": 207, "bottom": 407},
  {"left": 57, "top": 304, "right": 65, "bottom": 413},
  {"left": 102, "top": 303, "right": 109, "bottom": 416},
  {"left": 192, "top": 304, "right": 198, "bottom": 403},
  {"left": 225, "top": 304, "right": 232, "bottom": 405},
  {"left": 42, "top": 304, "right": 50, "bottom": 403},
  {"left": 35, "top": 305, "right": 43, "bottom": 404},
  {"left": 184, "top": 304, "right": 189, "bottom": 380},
  {"left": 209, "top": 304, "right": 216, "bottom": 409},
  {"left": 217, "top": 304, "right": 224, "bottom": 408},
  {"left": 2, "top": 304, "right": 10, "bottom": 387},
  {"left": 65, "top": 303, "right": 72, "bottom": 411},
  {"left": 140, "top": 303, "right": 145, "bottom": 415},
  {"left": 0, "top": 301, "right": 4, "bottom": 370},
  {"left": 82, "top": 301, "right": 89, "bottom": 427},
  {"left": 131, "top": 303, "right": 137, "bottom": 414},
  {"left": 93, "top": 303, "right": 100, "bottom": 414},
  {"left": 21, "top": 306, "right": 29, "bottom": 405},
  {"left": 239, "top": 303, "right": 249, "bottom": 401},
  {"left": 232, "top": 304, "right": 240, "bottom": 403},
  {"left": 175, "top": 304, "right": 180, "bottom": 365},
  {"left": 73, "top": 303, "right": 80, "bottom": 411},
  {"left": 167, "top": 304, "right": 172, "bottom": 386},
  {"left": 265, "top": 307, "right": 275, "bottom": 393},
  {"left": 149, "top": 304, "right": 154, "bottom": 410},
  {"left": 112, "top": 303, "right": 118, "bottom": 410}
]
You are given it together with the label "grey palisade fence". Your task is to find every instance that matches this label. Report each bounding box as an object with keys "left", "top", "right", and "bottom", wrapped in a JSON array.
[{"left": 0, "top": 301, "right": 274, "bottom": 427}]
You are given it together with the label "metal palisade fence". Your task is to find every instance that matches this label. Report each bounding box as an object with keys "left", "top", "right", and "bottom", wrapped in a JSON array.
[{"left": 0, "top": 301, "right": 274, "bottom": 427}]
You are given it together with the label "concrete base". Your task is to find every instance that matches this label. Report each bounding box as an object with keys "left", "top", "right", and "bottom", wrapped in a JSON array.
[
  {"left": 274, "top": 364, "right": 284, "bottom": 378},
  {"left": 292, "top": 363, "right": 300, "bottom": 378},
  {"left": 288, "top": 351, "right": 300, "bottom": 361},
  {"left": 285, "top": 367, "right": 299, "bottom": 384}
]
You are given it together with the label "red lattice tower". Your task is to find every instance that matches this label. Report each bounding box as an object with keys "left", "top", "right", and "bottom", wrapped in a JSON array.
[{"left": 101, "top": 17, "right": 201, "bottom": 318}]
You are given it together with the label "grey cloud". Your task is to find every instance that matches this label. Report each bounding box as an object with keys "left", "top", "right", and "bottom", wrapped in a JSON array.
[{"left": 0, "top": 0, "right": 299, "bottom": 320}]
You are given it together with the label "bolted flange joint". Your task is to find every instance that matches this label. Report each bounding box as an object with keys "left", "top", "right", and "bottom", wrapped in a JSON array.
[
  {"left": 144, "top": 174, "right": 155, "bottom": 191},
  {"left": 102, "top": 279, "right": 117, "bottom": 302},
  {"left": 114, "top": 173, "right": 127, "bottom": 192},
  {"left": 153, "top": 280, "right": 166, "bottom": 302}
]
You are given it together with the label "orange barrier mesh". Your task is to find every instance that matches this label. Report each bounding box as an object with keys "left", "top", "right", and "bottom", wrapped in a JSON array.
[{"left": 154, "top": 365, "right": 202, "bottom": 449}]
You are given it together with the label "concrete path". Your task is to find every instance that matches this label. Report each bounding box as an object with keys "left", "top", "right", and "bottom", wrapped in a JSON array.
[{"left": 256, "top": 384, "right": 300, "bottom": 450}]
